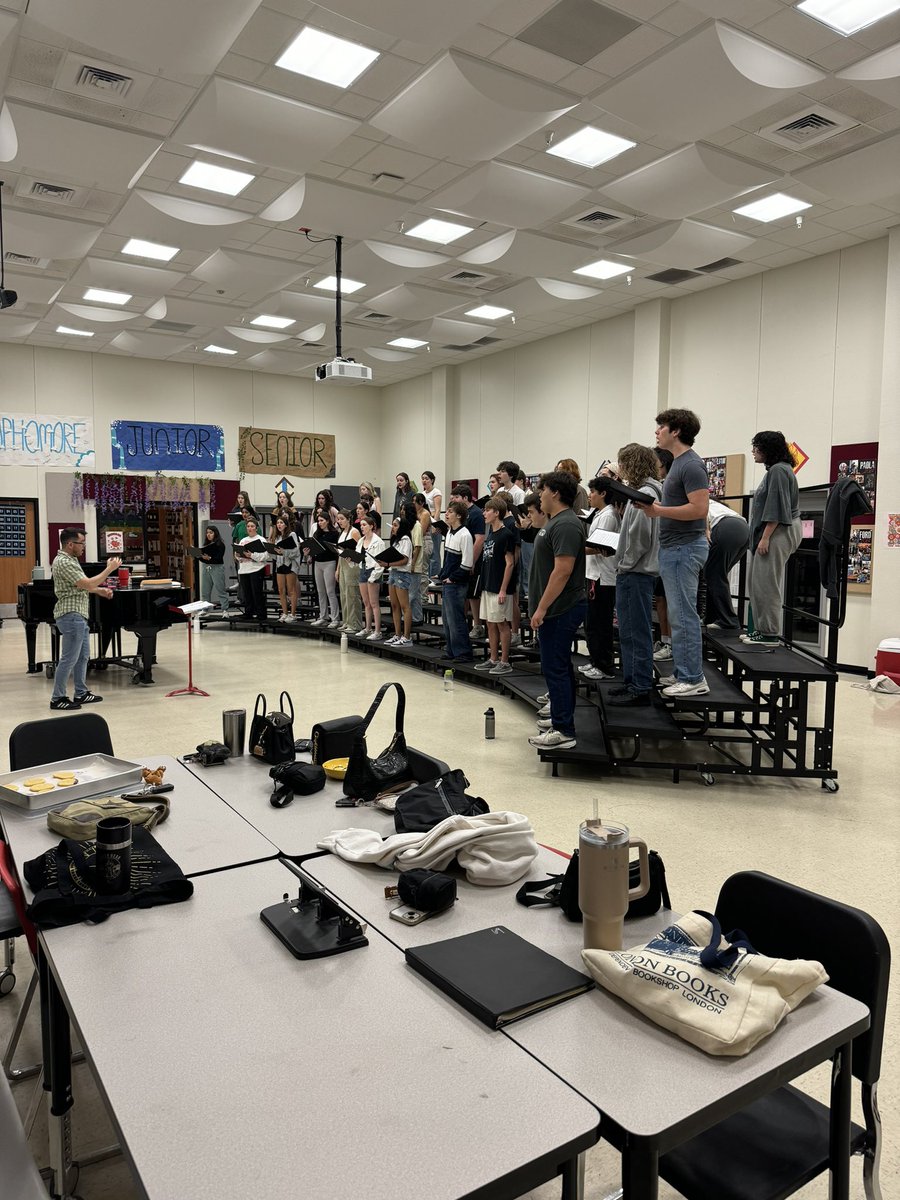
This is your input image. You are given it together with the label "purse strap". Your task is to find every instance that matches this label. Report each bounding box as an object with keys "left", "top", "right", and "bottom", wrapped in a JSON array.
[
  {"left": 278, "top": 691, "right": 294, "bottom": 722},
  {"left": 360, "top": 681, "right": 406, "bottom": 735},
  {"left": 254, "top": 693, "right": 267, "bottom": 719},
  {"left": 516, "top": 876, "right": 564, "bottom": 908},
  {"left": 695, "top": 910, "right": 756, "bottom": 970}
]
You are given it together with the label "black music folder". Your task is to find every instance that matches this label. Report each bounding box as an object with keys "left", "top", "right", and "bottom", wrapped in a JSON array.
[
  {"left": 239, "top": 538, "right": 276, "bottom": 553},
  {"left": 595, "top": 477, "right": 656, "bottom": 506},
  {"left": 373, "top": 545, "right": 407, "bottom": 565},
  {"left": 335, "top": 541, "right": 363, "bottom": 564},
  {"left": 301, "top": 536, "right": 338, "bottom": 561},
  {"left": 431, "top": 519, "right": 449, "bottom": 537},
  {"left": 405, "top": 926, "right": 593, "bottom": 1029},
  {"left": 185, "top": 546, "right": 206, "bottom": 560}
]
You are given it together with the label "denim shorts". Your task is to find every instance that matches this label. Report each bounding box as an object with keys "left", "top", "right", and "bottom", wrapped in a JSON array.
[
  {"left": 389, "top": 569, "right": 413, "bottom": 590},
  {"left": 359, "top": 567, "right": 374, "bottom": 584}
]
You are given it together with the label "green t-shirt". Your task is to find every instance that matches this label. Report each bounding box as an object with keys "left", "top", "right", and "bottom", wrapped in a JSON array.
[{"left": 528, "top": 507, "right": 586, "bottom": 618}]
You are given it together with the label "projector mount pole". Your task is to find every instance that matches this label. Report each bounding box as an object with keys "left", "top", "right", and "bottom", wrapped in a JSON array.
[
  {"left": 0, "top": 180, "right": 7, "bottom": 291},
  {"left": 335, "top": 233, "right": 343, "bottom": 360}
]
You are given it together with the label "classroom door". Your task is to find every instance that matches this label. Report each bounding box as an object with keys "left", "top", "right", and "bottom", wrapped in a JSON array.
[{"left": 0, "top": 498, "right": 38, "bottom": 605}]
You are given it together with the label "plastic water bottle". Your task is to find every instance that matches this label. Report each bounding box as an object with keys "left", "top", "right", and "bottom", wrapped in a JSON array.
[
  {"left": 484, "top": 707, "right": 495, "bottom": 739},
  {"left": 443, "top": 669, "right": 454, "bottom": 692},
  {"left": 340, "top": 633, "right": 349, "bottom": 654}
]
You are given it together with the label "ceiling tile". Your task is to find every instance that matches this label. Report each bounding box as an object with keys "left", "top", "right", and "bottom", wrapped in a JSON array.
[
  {"left": 311, "top": 0, "right": 499, "bottom": 45},
  {"left": 608, "top": 218, "right": 756, "bottom": 267},
  {"left": 516, "top": 0, "right": 640, "bottom": 67},
  {"left": 836, "top": 42, "right": 900, "bottom": 110},
  {"left": 191, "top": 248, "right": 305, "bottom": 299},
  {"left": 262, "top": 175, "right": 410, "bottom": 237},
  {"left": 3, "top": 207, "right": 103, "bottom": 258},
  {"left": 365, "top": 283, "right": 461, "bottom": 319},
  {"left": 795, "top": 133, "right": 900, "bottom": 204},
  {"left": 430, "top": 160, "right": 588, "bottom": 226},
  {"left": 490, "top": 38, "right": 577, "bottom": 83},
  {"left": 450, "top": 26, "right": 510, "bottom": 57}
]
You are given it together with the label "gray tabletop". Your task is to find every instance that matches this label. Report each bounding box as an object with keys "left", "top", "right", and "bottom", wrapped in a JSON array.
[
  {"left": 183, "top": 752, "right": 396, "bottom": 857},
  {"left": 0, "top": 755, "right": 278, "bottom": 895},
  {"left": 302, "top": 851, "right": 870, "bottom": 1147},
  {"left": 42, "top": 858, "right": 600, "bottom": 1200}
]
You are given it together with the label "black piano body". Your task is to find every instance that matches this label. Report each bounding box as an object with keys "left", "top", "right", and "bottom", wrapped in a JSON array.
[{"left": 17, "top": 581, "right": 191, "bottom": 685}]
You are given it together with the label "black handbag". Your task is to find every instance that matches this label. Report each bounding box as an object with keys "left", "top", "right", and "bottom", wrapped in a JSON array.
[
  {"left": 516, "top": 849, "right": 671, "bottom": 921},
  {"left": 393, "top": 769, "right": 489, "bottom": 833},
  {"left": 248, "top": 692, "right": 295, "bottom": 765},
  {"left": 343, "top": 682, "right": 409, "bottom": 802},
  {"left": 269, "top": 762, "right": 326, "bottom": 807},
  {"left": 310, "top": 715, "right": 364, "bottom": 764}
]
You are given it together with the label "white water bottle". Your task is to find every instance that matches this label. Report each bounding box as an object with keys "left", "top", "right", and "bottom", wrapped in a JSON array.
[{"left": 340, "top": 633, "right": 349, "bottom": 654}]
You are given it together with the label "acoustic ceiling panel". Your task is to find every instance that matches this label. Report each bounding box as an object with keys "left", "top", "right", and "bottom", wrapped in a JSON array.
[
  {"left": 244, "top": 349, "right": 322, "bottom": 373},
  {"left": 57, "top": 303, "right": 142, "bottom": 323},
  {"left": 601, "top": 143, "right": 778, "bottom": 220},
  {"left": 108, "top": 191, "right": 252, "bottom": 252},
  {"left": 459, "top": 230, "right": 591, "bottom": 277},
  {"left": 173, "top": 79, "right": 359, "bottom": 175},
  {"left": 192, "top": 249, "right": 306, "bottom": 299},
  {"left": 1, "top": 272, "right": 64, "bottom": 306},
  {"left": 225, "top": 326, "right": 293, "bottom": 344},
  {"left": 27, "top": 0, "right": 263, "bottom": 76},
  {"left": 4, "top": 209, "right": 103, "bottom": 259},
  {"left": 71, "top": 258, "right": 185, "bottom": 297},
  {"left": 271, "top": 290, "right": 356, "bottom": 324},
  {"left": 407, "top": 317, "right": 497, "bottom": 344},
  {"left": 315, "top": 0, "right": 497, "bottom": 44},
  {"left": 339, "top": 242, "right": 445, "bottom": 294},
  {"left": 151, "top": 298, "right": 245, "bottom": 330},
  {"left": 430, "top": 161, "right": 588, "bottom": 228},
  {"left": 0, "top": 317, "right": 38, "bottom": 338},
  {"left": 364, "top": 284, "right": 460, "bottom": 320},
  {"left": 109, "top": 331, "right": 191, "bottom": 357},
  {"left": 836, "top": 42, "right": 900, "bottom": 109},
  {"left": 262, "top": 177, "right": 410, "bottom": 239},
  {"left": 371, "top": 51, "right": 576, "bottom": 161},
  {"left": 597, "top": 22, "right": 825, "bottom": 142},
  {"left": 0, "top": 102, "right": 162, "bottom": 191},
  {"left": 794, "top": 133, "right": 900, "bottom": 204},
  {"left": 608, "top": 219, "right": 756, "bottom": 269}
]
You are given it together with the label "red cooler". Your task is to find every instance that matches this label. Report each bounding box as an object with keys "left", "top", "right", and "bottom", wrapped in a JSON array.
[{"left": 875, "top": 638, "right": 900, "bottom": 683}]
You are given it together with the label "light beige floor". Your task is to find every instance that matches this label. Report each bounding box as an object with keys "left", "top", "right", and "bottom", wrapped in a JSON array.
[{"left": 1, "top": 619, "right": 897, "bottom": 1199}]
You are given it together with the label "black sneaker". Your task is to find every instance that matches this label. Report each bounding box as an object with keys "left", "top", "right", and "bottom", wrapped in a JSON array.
[
  {"left": 50, "top": 697, "right": 81, "bottom": 711},
  {"left": 74, "top": 691, "right": 103, "bottom": 704},
  {"left": 607, "top": 691, "right": 651, "bottom": 707},
  {"left": 606, "top": 686, "right": 631, "bottom": 699}
]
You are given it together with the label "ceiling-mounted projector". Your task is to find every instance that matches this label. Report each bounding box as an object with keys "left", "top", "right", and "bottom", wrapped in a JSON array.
[
  {"left": 315, "top": 358, "right": 373, "bottom": 385},
  {"left": 0, "top": 287, "right": 17, "bottom": 310}
]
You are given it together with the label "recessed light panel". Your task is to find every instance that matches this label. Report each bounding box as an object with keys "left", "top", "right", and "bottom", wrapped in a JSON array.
[
  {"left": 251, "top": 315, "right": 295, "bottom": 329},
  {"left": 405, "top": 218, "right": 473, "bottom": 245},
  {"left": 179, "top": 161, "right": 255, "bottom": 196},
  {"left": 573, "top": 259, "right": 630, "bottom": 280},
  {"left": 56, "top": 326, "right": 94, "bottom": 337},
  {"left": 388, "top": 337, "right": 428, "bottom": 349},
  {"left": 204, "top": 344, "right": 237, "bottom": 355},
  {"left": 314, "top": 276, "right": 365, "bottom": 294},
  {"left": 276, "top": 26, "right": 380, "bottom": 88},
  {"left": 466, "top": 304, "right": 512, "bottom": 319},
  {"left": 122, "top": 238, "right": 180, "bottom": 262},
  {"left": 733, "top": 193, "right": 811, "bottom": 221},
  {"left": 547, "top": 126, "right": 635, "bottom": 168},
  {"left": 83, "top": 287, "right": 132, "bottom": 305},
  {"left": 796, "top": 0, "right": 900, "bottom": 36}
]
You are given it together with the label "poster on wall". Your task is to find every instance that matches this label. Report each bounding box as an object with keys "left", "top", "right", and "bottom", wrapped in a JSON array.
[
  {"left": 104, "top": 531, "right": 125, "bottom": 554},
  {"left": 451, "top": 478, "right": 479, "bottom": 497},
  {"left": 0, "top": 412, "right": 94, "bottom": 467},
  {"left": 847, "top": 526, "right": 873, "bottom": 593},
  {"left": 830, "top": 442, "right": 877, "bottom": 525},
  {"left": 238, "top": 426, "right": 335, "bottom": 477},
  {"left": 111, "top": 421, "right": 225, "bottom": 473},
  {"left": 701, "top": 454, "right": 744, "bottom": 500},
  {"left": 787, "top": 441, "right": 809, "bottom": 474},
  {"left": 888, "top": 514, "right": 900, "bottom": 549}
]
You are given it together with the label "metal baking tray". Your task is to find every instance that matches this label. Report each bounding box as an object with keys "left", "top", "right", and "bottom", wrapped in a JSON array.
[{"left": 0, "top": 754, "right": 143, "bottom": 814}]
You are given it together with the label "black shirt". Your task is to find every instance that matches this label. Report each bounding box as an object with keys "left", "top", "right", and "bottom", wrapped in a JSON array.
[
  {"left": 480, "top": 526, "right": 516, "bottom": 594},
  {"left": 203, "top": 541, "right": 225, "bottom": 564}
]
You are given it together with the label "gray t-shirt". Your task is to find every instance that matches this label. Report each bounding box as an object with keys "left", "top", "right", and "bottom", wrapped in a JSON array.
[
  {"left": 528, "top": 507, "right": 585, "bottom": 618},
  {"left": 659, "top": 449, "right": 709, "bottom": 546}
]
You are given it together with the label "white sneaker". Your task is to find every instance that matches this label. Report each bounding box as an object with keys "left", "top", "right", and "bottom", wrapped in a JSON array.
[
  {"left": 537, "top": 702, "right": 551, "bottom": 717},
  {"left": 285, "top": 615, "right": 297, "bottom": 624},
  {"left": 328, "top": 619, "right": 342, "bottom": 629},
  {"left": 311, "top": 617, "right": 328, "bottom": 627},
  {"left": 657, "top": 674, "right": 677, "bottom": 687},
  {"left": 396, "top": 637, "right": 413, "bottom": 647},
  {"left": 535, "top": 717, "right": 552, "bottom": 730},
  {"left": 577, "top": 663, "right": 594, "bottom": 674},
  {"left": 367, "top": 631, "right": 384, "bottom": 641},
  {"left": 355, "top": 628, "right": 370, "bottom": 638},
  {"left": 537, "top": 693, "right": 549, "bottom": 705},
  {"left": 528, "top": 728, "right": 576, "bottom": 750},
  {"left": 653, "top": 642, "right": 673, "bottom": 660},
  {"left": 582, "top": 666, "right": 607, "bottom": 680},
  {"left": 662, "top": 680, "right": 710, "bottom": 698},
  {"left": 471, "top": 624, "right": 486, "bottom": 639},
  {"left": 509, "top": 633, "right": 521, "bottom": 647},
  {"left": 384, "top": 635, "right": 401, "bottom": 646}
]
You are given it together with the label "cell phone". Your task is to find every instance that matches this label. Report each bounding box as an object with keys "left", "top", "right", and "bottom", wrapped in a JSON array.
[{"left": 389, "top": 905, "right": 432, "bottom": 926}]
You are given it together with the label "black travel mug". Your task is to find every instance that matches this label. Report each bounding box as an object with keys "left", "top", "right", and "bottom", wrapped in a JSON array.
[{"left": 95, "top": 817, "right": 132, "bottom": 894}]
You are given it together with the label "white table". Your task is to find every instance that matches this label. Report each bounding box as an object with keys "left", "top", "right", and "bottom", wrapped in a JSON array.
[
  {"left": 301, "top": 851, "right": 870, "bottom": 1200},
  {"left": 0, "top": 755, "right": 278, "bottom": 896},
  {"left": 40, "top": 858, "right": 600, "bottom": 1200}
]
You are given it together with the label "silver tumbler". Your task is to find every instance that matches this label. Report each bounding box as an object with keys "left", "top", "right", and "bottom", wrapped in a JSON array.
[{"left": 222, "top": 709, "right": 246, "bottom": 757}]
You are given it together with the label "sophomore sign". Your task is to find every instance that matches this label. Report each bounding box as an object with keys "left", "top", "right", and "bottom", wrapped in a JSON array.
[
  {"left": 110, "top": 421, "right": 225, "bottom": 472},
  {"left": 0, "top": 412, "right": 94, "bottom": 467},
  {"left": 238, "top": 426, "right": 335, "bottom": 477}
]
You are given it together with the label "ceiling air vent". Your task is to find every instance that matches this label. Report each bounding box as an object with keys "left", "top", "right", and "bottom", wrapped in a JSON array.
[
  {"left": 442, "top": 269, "right": 497, "bottom": 288},
  {"left": 444, "top": 343, "right": 478, "bottom": 352},
  {"left": 697, "top": 257, "right": 742, "bottom": 273},
  {"left": 759, "top": 105, "right": 857, "bottom": 150},
  {"left": 151, "top": 320, "right": 194, "bottom": 334},
  {"left": 646, "top": 269, "right": 702, "bottom": 284},
  {"left": 473, "top": 336, "right": 501, "bottom": 346},
  {"left": 75, "top": 64, "right": 134, "bottom": 98},
  {"left": 563, "top": 205, "right": 633, "bottom": 233},
  {"left": 30, "top": 181, "right": 77, "bottom": 204},
  {"left": 359, "top": 311, "right": 393, "bottom": 322},
  {"left": 4, "top": 250, "right": 45, "bottom": 267}
]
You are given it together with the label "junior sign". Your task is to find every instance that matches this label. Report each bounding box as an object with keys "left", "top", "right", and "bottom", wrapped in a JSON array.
[
  {"left": 238, "top": 426, "right": 335, "bottom": 477},
  {"left": 0, "top": 412, "right": 95, "bottom": 467},
  {"left": 111, "top": 421, "right": 225, "bottom": 472}
]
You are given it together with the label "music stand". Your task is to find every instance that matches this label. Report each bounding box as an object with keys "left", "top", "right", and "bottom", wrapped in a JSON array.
[{"left": 165, "top": 601, "right": 212, "bottom": 698}]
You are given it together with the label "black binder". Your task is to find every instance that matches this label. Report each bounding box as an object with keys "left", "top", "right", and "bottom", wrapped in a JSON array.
[
  {"left": 405, "top": 925, "right": 593, "bottom": 1029},
  {"left": 595, "top": 477, "right": 656, "bottom": 506}
]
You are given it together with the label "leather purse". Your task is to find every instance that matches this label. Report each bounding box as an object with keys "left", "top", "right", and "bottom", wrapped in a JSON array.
[
  {"left": 343, "top": 682, "right": 409, "bottom": 802},
  {"left": 310, "top": 715, "right": 364, "bottom": 765},
  {"left": 248, "top": 692, "right": 295, "bottom": 765}
]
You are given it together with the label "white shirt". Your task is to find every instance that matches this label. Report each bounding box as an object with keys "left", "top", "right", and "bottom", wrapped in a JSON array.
[
  {"left": 708, "top": 500, "right": 743, "bottom": 529},
  {"left": 444, "top": 525, "right": 474, "bottom": 570},
  {"left": 237, "top": 536, "right": 268, "bottom": 574},
  {"left": 423, "top": 486, "right": 442, "bottom": 518},
  {"left": 504, "top": 483, "right": 526, "bottom": 505},
  {"left": 585, "top": 506, "right": 620, "bottom": 586},
  {"left": 361, "top": 533, "right": 386, "bottom": 579},
  {"left": 393, "top": 534, "right": 412, "bottom": 568}
]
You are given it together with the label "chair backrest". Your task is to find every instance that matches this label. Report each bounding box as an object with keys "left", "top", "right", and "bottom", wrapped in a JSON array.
[
  {"left": 716, "top": 871, "right": 890, "bottom": 1085},
  {"left": 0, "top": 842, "right": 36, "bottom": 957},
  {"left": 406, "top": 746, "right": 451, "bottom": 785},
  {"left": 9, "top": 713, "right": 113, "bottom": 770}
]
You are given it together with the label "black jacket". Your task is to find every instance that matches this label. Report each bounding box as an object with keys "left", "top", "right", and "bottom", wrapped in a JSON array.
[{"left": 818, "top": 477, "right": 872, "bottom": 599}]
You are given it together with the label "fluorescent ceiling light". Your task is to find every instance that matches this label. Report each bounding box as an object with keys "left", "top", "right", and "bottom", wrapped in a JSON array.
[
  {"left": 314, "top": 275, "right": 365, "bottom": 294},
  {"left": 251, "top": 315, "right": 295, "bottom": 329},
  {"left": 404, "top": 218, "right": 472, "bottom": 245},
  {"left": 795, "top": 0, "right": 900, "bottom": 36},
  {"left": 466, "top": 305, "right": 512, "bottom": 320},
  {"left": 388, "top": 337, "right": 428, "bottom": 349},
  {"left": 122, "top": 238, "right": 179, "bottom": 262},
  {"left": 276, "top": 26, "right": 380, "bottom": 88},
  {"left": 179, "top": 161, "right": 254, "bottom": 196},
  {"left": 573, "top": 260, "right": 630, "bottom": 281},
  {"left": 733, "top": 193, "right": 811, "bottom": 222},
  {"left": 83, "top": 287, "right": 132, "bottom": 305},
  {"left": 546, "top": 126, "right": 635, "bottom": 169},
  {"left": 204, "top": 344, "right": 237, "bottom": 355},
  {"left": 56, "top": 326, "right": 94, "bottom": 337}
]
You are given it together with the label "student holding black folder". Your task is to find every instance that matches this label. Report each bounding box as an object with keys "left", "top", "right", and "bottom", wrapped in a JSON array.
[
  {"left": 271, "top": 515, "right": 300, "bottom": 623},
  {"left": 198, "top": 525, "right": 228, "bottom": 613},
  {"left": 335, "top": 510, "right": 363, "bottom": 634},
  {"left": 385, "top": 513, "right": 414, "bottom": 647},
  {"left": 236, "top": 518, "right": 269, "bottom": 622},
  {"left": 357, "top": 513, "right": 386, "bottom": 641},
  {"left": 308, "top": 512, "right": 341, "bottom": 628},
  {"left": 438, "top": 501, "right": 474, "bottom": 663}
]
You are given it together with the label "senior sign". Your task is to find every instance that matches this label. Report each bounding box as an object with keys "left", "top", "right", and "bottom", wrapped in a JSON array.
[
  {"left": 0, "top": 412, "right": 95, "bottom": 467},
  {"left": 238, "top": 425, "right": 335, "bottom": 478}
]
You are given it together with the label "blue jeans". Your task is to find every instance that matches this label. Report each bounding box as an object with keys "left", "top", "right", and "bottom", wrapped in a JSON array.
[
  {"left": 428, "top": 531, "right": 442, "bottom": 576},
  {"left": 442, "top": 582, "right": 472, "bottom": 660},
  {"left": 409, "top": 574, "right": 424, "bottom": 623},
  {"left": 537, "top": 600, "right": 586, "bottom": 738},
  {"left": 616, "top": 573, "right": 655, "bottom": 695},
  {"left": 659, "top": 538, "right": 708, "bottom": 684},
  {"left": 519, "top": 540, "right": 534, "bottom": 599},
  {"left": 53, "top": 611, "right": 90, "bottom": 700}
]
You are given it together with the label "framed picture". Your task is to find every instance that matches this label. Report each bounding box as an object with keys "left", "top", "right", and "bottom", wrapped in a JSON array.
[{"left": 847, "top": 525, "right": 873, "bottom": 594}]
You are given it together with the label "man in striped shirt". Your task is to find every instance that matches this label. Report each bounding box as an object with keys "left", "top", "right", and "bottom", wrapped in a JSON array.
[{"left": 50, "top": 528, "right": 120, "bottom": 711}]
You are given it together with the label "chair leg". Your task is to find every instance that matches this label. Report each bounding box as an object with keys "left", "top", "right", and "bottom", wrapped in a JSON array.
[
  {"left": 861, "top": 1082, "right": 882, "bottom": 1200},
  {"left": 3, "top": 970, "right": 39, "bottom": 1080},
  {"left": 24, "top": 1070, "right": 44, "bottom": 1138}
]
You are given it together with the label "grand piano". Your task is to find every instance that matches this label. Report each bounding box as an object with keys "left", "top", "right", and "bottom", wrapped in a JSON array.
[{"left": 17, "top": 573, "right": 190, "bottom": 685}]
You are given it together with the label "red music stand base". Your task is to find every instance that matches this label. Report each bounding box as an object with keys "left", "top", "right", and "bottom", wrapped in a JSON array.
[{"left": 166, "top": 610, "right": 209, "bottom": 698}]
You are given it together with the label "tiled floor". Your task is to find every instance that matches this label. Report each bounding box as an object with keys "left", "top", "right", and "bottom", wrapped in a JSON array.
[{"left": 1, "top": 619, "right": 897, "bottom": 1198}]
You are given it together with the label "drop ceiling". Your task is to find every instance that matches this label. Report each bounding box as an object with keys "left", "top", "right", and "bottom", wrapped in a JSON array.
[{"left": 0, "top": 0, "right": 899, "bottom": 387}]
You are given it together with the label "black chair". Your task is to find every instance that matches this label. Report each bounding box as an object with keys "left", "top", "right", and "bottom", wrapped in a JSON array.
[
  {"left": 406, "top": 747, "right": 450, "bottom": 785},
  {"left": 9, "top": 713, "right": 113, "bottom": 771},
  {"left": 658, "top": 871, "right": 889, "bottom": 1200}
]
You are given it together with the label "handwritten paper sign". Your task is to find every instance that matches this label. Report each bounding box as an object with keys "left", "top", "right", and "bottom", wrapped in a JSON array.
[
  {"left": 238, "top": 426, "right": 335, "bottom": 478},
  {"left": 110, "top": 421, "right": 225, "bottom": 472},
  {"left": 0, "top": 412, "right": 95, "bottom": 467}
]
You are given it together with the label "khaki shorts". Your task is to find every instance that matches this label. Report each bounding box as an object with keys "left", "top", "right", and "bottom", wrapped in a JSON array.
[{"left": 480, "top": 591, "right": 513, "bottom": 623}]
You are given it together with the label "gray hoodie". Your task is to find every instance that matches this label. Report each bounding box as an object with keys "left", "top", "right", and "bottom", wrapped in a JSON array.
[{"left": 614, "top": 477, "right": 663, "bottom": 576}]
